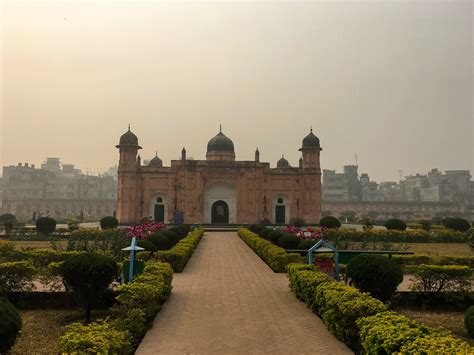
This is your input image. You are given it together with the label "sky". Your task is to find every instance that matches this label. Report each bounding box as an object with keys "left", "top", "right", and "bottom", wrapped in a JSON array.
[{"left": 1, "top": 0, "right": 472, "bottom": 181}]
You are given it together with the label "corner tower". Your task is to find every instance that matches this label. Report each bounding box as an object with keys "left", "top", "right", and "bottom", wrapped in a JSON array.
[
  {"left": 299, "top": 128, "right": 322, "bottom": 169},
  {"left": 116, "top": 126, "right": 142, "bottom": 224}
]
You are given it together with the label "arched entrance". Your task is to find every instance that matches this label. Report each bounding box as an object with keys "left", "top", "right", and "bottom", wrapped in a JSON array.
[
  {"left": 273, "top": 195, "right": 290, "bottom": 224},
  {"left": 149, "top": 195, "right": 168, "bottom": 223},
  {"left": 211, "top": 200, "right": 229, "bottom": 224}
]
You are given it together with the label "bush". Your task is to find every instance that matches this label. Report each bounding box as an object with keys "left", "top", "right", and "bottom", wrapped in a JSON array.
[
  {"left": 442, "top": 217, "right": 471, "bottom": 232},
  {"left": 60, "top": 260, "right": 172, "bottom": 353},
  {"left": 258, "top": 228, "right": 273, "bottom": 239},
  {"left": 319, "top": 216, "right": 341, "bottom": 229},
  {"left": 36, "top": 216, "right": 57, "bottom": 235},
  {"left": 358, "top": 311, "right": 473, "bottom": 353},
  {"left": 465, "top": 306, "right": 474, "bottom": 338},
  {"left": 287, "top": 263, "right": 387, "bottom": 351},
  {"left": 136, "top": 240, "right": 157, "bottom": 252},
  {"left": 148, "top": 232, "right": 172, "bottom": 250},
  {"left": 346, "top": 254, "right": 403, "bottom": 301},
  {"left": 268, "top": 230, "right": 284, "bottom": 245},
  {"left": 155, "top": 228, "right": 204, "bottom": 272},
  {"left": 410, "top": 264, "right": 471, "bottom": 293},
  {"left": 385, "top": 218, "right": 407, "bottom": 231},
  {"left": 68, "top": 228, "right": 129, "bottom": 259},
  {"left": 278, "top": 234, "right": 300, "bottom": 249},
  {"left": 100, "top": 216, "right": 119, "bottom": 230},
  {"left": 163, "top": 230, "right": 180, "bottom": 245},
  {"left": 238, "top": 229, "right": 303, "bottom": 272},
  {"left": 61, "top": 253, "right": 118, "bottom": 322},
  {"left": 0, "top": 261, "right": 36, "bottom": 294},
  {"left": 0, "top": 213, "right": 16, "bottom": 235},
  {"left": 297, "top": 239, "right": 318, "bottom": 250},
  {"left": 290, "top": 217, "right": 305, "bottom": 227},
  {"left": 0, "top": 297, "right": 22, "bottom": 353},
  {"left": 59, "top": 320, "right": 133, "bottom": 354}
]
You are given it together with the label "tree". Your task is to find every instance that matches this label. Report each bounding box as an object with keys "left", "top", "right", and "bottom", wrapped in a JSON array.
[
  {"left": 100, "top": 216, "right": 119, "bottom": 230},
  {"left": 385, "top": 218, "right": 407, "bottom": 231},
  {"left": 61, "top": 253, "right": 117, "bottom": 323},
  {"left": 0, "top": 214, "right": 16, "bottom": 235}
]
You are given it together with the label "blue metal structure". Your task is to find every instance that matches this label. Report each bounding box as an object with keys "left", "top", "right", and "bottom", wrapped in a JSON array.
[{"left": 307, "top": 240, "right": 340, "bottom": 281}]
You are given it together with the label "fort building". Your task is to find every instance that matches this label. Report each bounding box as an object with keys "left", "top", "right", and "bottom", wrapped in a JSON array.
[{"left": 116, "top": 127, "right": 322, "bottom": 224}]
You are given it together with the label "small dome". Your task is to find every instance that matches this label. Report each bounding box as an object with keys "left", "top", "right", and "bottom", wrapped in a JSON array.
[
  {"left": 119, "top": 128, "right": 139, "bottom": 146},
  {"left": 207, "top": 130, "right": 235, "bottom": 153},
  {"left": 302, "top": 129, "right": 320, "bottom": 148},
  {"left": 148, "top": 153, "right": 163, "bottom": 168},
  {"left": 277, "top": 155, "right": 290, "bottom": 168}
]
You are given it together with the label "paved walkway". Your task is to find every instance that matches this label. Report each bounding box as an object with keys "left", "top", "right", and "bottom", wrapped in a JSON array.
[{"left": 137, "top": 232, "right": 352, "bottom": 355}]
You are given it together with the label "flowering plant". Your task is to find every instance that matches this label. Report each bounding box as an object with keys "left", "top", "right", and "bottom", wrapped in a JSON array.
[
  {"left": 281, "top": 226, "right": 325, "bottom": 240},
  {"left": 127, "top": 221, "right": 167, "bottom": 240}
]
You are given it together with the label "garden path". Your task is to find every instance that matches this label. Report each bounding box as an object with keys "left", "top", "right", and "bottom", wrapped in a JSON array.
[{"left": 137, "top": 231, "right": 352, "bottom": 354}]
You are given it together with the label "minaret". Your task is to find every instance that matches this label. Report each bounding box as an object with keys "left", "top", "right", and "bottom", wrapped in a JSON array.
[
  {"left": 116, "top": 125, "right": 142, "bottom": 224},
  {"left": 255, "top": 148, "right": 260, "bottom": 162},
  {"left": 299, "top": 127, "right": 322, "bottom": 169}
]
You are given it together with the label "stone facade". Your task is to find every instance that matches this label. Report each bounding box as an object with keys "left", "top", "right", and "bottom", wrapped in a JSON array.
[{"left": 116, "top": 127, "right": 322, "bottom": 225}]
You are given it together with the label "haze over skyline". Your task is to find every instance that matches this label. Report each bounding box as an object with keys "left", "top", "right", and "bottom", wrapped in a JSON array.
[{"left": 1, "top": 1, "right": 472, "bottom": 181}]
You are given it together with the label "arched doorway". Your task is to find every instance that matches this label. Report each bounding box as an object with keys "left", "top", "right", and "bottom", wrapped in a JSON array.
[
  {"left": 273, "top": 195, "right": 290, "bottom": 224},
  {"left": 211, "top": 200, "right": 229, "bottom": 224},
  {"left": 149, "top": 195, "right": 168, "bottom": 223},
  {"left": 204, "top": 182, "right": 236, "bottom": 223}
]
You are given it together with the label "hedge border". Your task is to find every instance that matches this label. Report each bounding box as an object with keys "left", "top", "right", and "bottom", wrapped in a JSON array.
[
  {"left": 287, "top": 263, "right": 473, "bottom": 353},
  {"left": 238, "top": 228, "right": 303, "bottom": 272}
]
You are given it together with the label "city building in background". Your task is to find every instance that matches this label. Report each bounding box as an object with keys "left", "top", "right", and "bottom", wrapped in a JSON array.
[
  {"left": 322, "top": 165, "right": 473, "bottom": 220},
  {"left": 0, "top": 158, "right": 117, "bottom": 221}
]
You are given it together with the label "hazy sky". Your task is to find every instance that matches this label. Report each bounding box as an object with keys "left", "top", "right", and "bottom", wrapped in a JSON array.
[{"left": 1, "top": 0, "right": 472, "bottom": 181}]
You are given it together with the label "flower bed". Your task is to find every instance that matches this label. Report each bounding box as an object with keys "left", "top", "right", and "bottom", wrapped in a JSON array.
[
  {"left": 238, "top": 228, "right": 303, "bottom": 272},
  {"left": 287, "top": 263, "right": 473, "bottom": 353}
]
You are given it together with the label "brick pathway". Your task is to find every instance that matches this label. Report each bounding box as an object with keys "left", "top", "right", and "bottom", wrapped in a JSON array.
[{"left": 137, "top": 232, "right": 352, "bottom": 354}]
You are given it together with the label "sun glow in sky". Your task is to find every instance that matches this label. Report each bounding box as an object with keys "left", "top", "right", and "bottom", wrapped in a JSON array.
[{"left": 1, "top": 1, "right": 472, "bottom": 181}]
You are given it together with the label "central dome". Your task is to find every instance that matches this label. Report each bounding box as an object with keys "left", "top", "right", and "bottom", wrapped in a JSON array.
[{"left": 207, "top": 131, "right": 235, "bottom": 153}]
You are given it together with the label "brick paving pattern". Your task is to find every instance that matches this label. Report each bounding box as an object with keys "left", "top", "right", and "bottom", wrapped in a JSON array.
[{"left": 137, "top": 231, "right": 352, "bottom": 354}]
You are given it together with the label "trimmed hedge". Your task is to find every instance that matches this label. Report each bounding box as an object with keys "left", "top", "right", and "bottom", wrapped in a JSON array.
[
  {"left": 287, "top": 264, "right": 387, "bottom": 351},
  {"left": 409, "top": 264, "right": 471, "bottom": 293},
  {"left": 392, "top": 254, "right": 474, "bottom": 268},
  {"left": 288, "top": 263, "right": 473, "bottom": 352},
  {"left": 238, "top": 228, "right": 303, "bottom": 272},
  {"left": 68, "top": 228, "right": 129, "bottom": 259},
  {"left": 59, "top": 260, "right": 173, "bottom": 353},
  {"left": 357, "top": 311, "right": 473, "bottom": 354},
  {"left": 324, "top": 227, "right": 468, "bottom": 244},
  {"left": 154, "top": 228, "right": 205, "bottom": 272},
  {"left": 0, "top": 261, "right": 36, "bottom": 293}
]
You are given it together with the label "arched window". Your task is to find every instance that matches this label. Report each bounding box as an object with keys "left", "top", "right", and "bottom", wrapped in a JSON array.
[
  {"left": 157, "top": 197, "right": 163, "bottom": 203},
  {"left": 277, "top": 197, "right": 283, "bottom": 204}
]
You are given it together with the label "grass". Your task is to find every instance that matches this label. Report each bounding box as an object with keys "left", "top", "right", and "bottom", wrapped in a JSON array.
[
  {"left": 397, "top": 308, "right": 473, "bottom": 344},
  {"left": 10, "top": 308, "right": 111, "bottom": 354},
  {"left": 344, "top": 242, "right": 473, "bottom": 257}
]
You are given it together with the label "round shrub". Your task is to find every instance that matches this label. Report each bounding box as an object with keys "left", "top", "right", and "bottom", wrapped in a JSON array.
[
  {"left": 0, "top": 297, "right": 22, "bottom": 353},
  {"left": 100, "top": 216, "right": 119, "bottom": 230},
  {"left": 36, "top": 216, "right": 57, "bottom": 235},
  {"left": 298, "top": 239, "right": 318, "bottom": 250},
  {"left": 319, "top": 216, "right": 341, "bottom": 229},
  {"left": 136, "top": 240, "right": 157, "bottom": 252},
  {"left": 385, "top": 218, "right": 407, "bottom": 231},
  {"left": 259, "top": 228, "right": 273, "bottom": 239},
  {"left": 465, "top": 306, "right": 474, "bottom": 338},
  {"left": 163, "top": 230, "right": 179, "bottom": 245},
  {"left": 346, "top": 254, "right": 403, "bottom": 302},
  {"left": 278, "top": 234, "right": 300, "bottom": 249},
  {"left": 268, "top": 230, "right": 284, "bottom": 245},
  {"left": 0, "top": 213, "right": 16, "bottom": 235},
  {"left": 148, "top": 232, "right": 172, "bottom": 250},
  {"left": 290, "top": 217, "right": 305, "bottom": 227},
  {"left": 61, "top": 253, "right": 117, "bottom": 323},
  {"left": 442, "top": 217, "right": 471, "bottom": 232}
]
